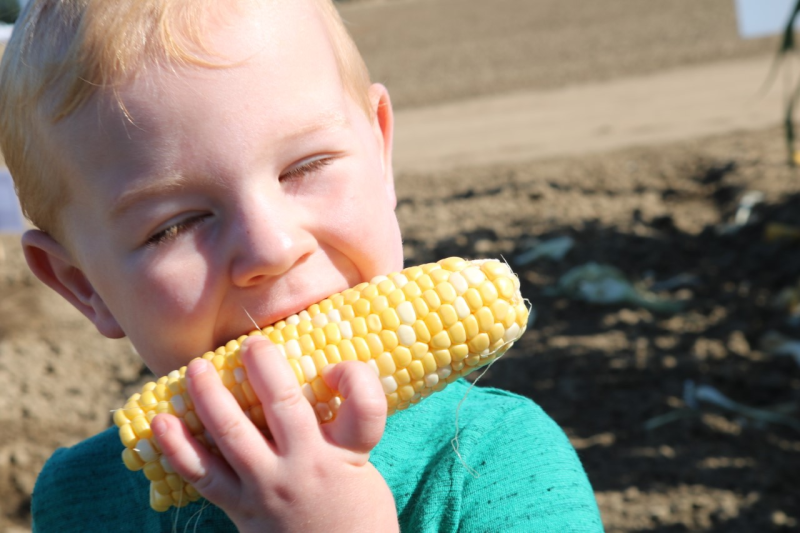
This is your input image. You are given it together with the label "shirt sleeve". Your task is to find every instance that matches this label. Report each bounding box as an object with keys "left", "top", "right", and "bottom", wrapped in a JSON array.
[
  {"left": 454, "top": 390, "right": 604, "bottom": 532},
  {"left": 374, "top": 382, "right": 603, "bottom": 533},
  {"left": 31, "top": 428, "right": 234, "bottom": 533}
]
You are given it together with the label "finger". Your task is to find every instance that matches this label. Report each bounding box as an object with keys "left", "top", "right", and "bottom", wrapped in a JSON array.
[
  {"left": 184, "top": 357, "right": 272, "bottom": 480},
  {"left": 240, "top": 336, "right": 320, "bottom": 452},
  {"left": 320, "top": 361, "right": 387, "bottom": 454},
  {"left": 151, "top": 412, "right": 240, "bottom": 508}
]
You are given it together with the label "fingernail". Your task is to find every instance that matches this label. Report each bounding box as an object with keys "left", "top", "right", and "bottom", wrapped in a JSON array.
[
  {"left": 151, "top": 416, "right": 167, "bottom": 438},
  {"left": 242, "top": 334, "right": 268, "bottom": 354},
  {"left": 186, "top": 358, "right": 208, "bottom": 378}
]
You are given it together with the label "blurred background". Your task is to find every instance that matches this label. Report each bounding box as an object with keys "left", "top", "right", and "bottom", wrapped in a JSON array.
[{"left": 2, "top": 1, "right": 799, "bottom": 531}]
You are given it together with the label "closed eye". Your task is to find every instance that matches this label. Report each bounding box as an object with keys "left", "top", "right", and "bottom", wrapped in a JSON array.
[
  {"left": 280, "top": 156, "right": 334, "bottom": 182},
  {"left": 146, "top": 214, "right": 210, "bottom": 246}
]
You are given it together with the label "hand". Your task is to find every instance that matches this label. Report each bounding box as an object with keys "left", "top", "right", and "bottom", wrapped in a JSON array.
[{"left": 151, "top": 336, "right": 399, "bottom": 533}]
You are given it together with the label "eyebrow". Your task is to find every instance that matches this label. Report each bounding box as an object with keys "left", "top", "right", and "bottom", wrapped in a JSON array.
[
  {"left": 108, "top": 173, "right": 190, "bottom": 220},
  {"left": 284, "top": 112, "right": 349, "bottom": 141}
]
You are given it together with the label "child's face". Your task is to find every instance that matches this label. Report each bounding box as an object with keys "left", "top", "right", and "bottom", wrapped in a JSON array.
[{"left": 43, "top": 1, "right": 402, "bottom": 375}]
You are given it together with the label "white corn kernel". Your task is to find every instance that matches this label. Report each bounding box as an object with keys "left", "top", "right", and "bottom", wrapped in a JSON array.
[
  {"left": 381, "top": 376, "right": 398, "bottom": 394},
  {"left": 397, "top": 325, "right": 416, "bottom": 347},
  {"left": 300, "top": 355, "right": 317, "bottom": 380},
  {"left": 339, "top": 321, "right": 353, "bottom": 340},
  {"left": 448, "top": 272, "right": 469, "bottom": 295}
]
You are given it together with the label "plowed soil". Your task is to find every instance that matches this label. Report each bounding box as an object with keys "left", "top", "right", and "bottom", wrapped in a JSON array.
[{"left": 2, "top": 1, "right": 798, "bottom": 531}]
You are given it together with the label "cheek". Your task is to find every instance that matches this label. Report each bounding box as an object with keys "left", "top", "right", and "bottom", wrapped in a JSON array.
[
  {"left": 112, "top": 247, "right": 216, "bottom": 345},
  {"left": 139, "top": 253, "right": 211, "bottom": 311},
  {"left": 122, "top": 253, "right": 219, "bottom": 373},
  {"left": 319, "top": 180, "right": 403, "bottom": 277}
]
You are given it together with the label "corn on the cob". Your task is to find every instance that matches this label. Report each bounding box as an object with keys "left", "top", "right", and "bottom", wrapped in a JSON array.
[{"left": 114, "top": 257, "right": 529, "bottom": 511}]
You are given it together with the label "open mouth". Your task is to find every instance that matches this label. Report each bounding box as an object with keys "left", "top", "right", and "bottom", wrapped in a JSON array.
[{"left": 221, "top": 284, "right": 350, "bottom": 347}]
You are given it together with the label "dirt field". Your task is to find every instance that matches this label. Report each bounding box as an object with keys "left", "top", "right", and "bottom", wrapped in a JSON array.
[{"left": 2, "top": 1, "right": 799, "bottom": 531}]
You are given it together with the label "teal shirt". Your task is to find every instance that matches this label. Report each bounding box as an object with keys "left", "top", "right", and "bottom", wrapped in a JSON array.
[{"left": 32, "top": 380, "right": 603, "bottom": 532}]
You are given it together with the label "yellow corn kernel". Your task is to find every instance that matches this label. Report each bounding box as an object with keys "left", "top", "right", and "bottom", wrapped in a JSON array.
[
  {"left": 372, "top": 295, "right": 389, "bottom": 314},
  {"left": 392, "top": 346, "right": 412, "bottom": 368},
  {"left": 311, "top": 329, "right": 327, "bottom": 350},
  {"left": 366, "top": 333, "right": 384, "bottom": 356},
  {"left": 489, "top": 323, "right": 506, "bottom": 344},
  {"left": 241, "top": 380, "right": 258, "bottom": 406},
  {"left": 424, "top": 312, "right": 444, "bottom": 336},
  {"left": 376, "top": 353, "right": 397, "bottom": 376},
  {"left": 367, "top": 314, "right": 382, "bottom": 333},
  {"left": 515, "top": 303, "right": 528, "bottom": 327},
  {"left": 131, "top": 416, "right": 152, "bottom": 440},
  {"left": 380, "top": 330, "right": 399, "bottom": 352},
  {"left": 438, "top": 256, "right": 468, "bottom": 271},
  {"left": 339, "top": 305, "right": 354, "bottom": 322},
  {"left": 439, "top": 304, "right": 458, "bottom": 327},
  {"left": 360, "top": 284, "right": 379, "bottom": 301},
  {"left": 298, "top": 334, "right": 316, "bottom": 355},
  {"left": 377, "top": 279, "right": 395, "bottom": 295},
  {"left": 398, "top": 385, "right": 416, "bottom": 402},
  {"left": 411, "top": 297, "right": 429, "bottom": 319},
  {"left": 448, "top": 322, "right": 467, "bottom": 344},
  {"left": 402, "top": 280, "right": 422, "bottom": 300},
  {"left": 351, "top": 316, "right": 368, "bottom": 337},
  {"left": 431, "top": 331, "right": 451, "bottom": 350},
  {"left": 395, "top": 368, "right": 411, "bottom": 386},
  {"left": 450, "top": 344, "right": 469, "bottom": 362},
  {"left": 354, "top": 298, "right": 371, "bottom": 317},
  {"left": 324, "top": 344, "right": 342, "bottom": 365},
  {"left": 352, "top": 337, "right": 371, "bottom": 362},
  {"left": 297, "top": 320, "right": 313, "bottom": 336},
  {"left": 388, "top": 288, "right": 406, "bottom": 307},
  {"left": 416, "top": 274, "right": 434, "bottom": 291},
  {"left": 490, "top": 299, "right": 510, "bottom": 322},
  {"left": 144, "top": 462, "right": 166, "bottom": 482},
  {"left": 380, "top": 308, "right": 400, "bottom": 331},
  {"left": 113, "top": 409, "right": 130, "bottom": 427},
  {"left": 268, "top": 329, "right": 285, "bottom": 344},
  {"left": 122, "top": 448, "right": 145, "bottom": 471},
  {"left": 468, "top": 333, "right": 491, "bottom": 353},
  {"left": 323, "top": 323, "right": 342, "bottom": 344},
  {"left": 422, "top": 289, "right": 441, "bottom": 311},
  {"left": 119, "top": 424, "right": 137, "bottom": 449},
  {"left": 478, "top": 280, "right": 499, "bottom": 305},
  {"left": 410, "top": 342, "right": 429, "bottom": 360},
  {"left": 429, "top": 268, "right": 450, "bottom": 284},
  {"left": 319, "top": 299, "right": 334, "bottom": 314},
  {"left": 312, "top": 350, "right": 329, "bottom": 374},
  {"left": 435, "top": 282, "right": 457, "bottom": 304},
  {"left": 476, "top": 307, "right": 495, "bottom": 333},
  {"left": 281, "top": 323, "right": 299, "bottom": 340},
  {"left": 464, "top": 288, "right": 483, "bottom": 311},
  {"left": 408, "top": 360, "right": 425, "bottom": 380},
  {"left": 338, "top": 339, "right": 357, "bottom": 361},
  {"left": 433, "top": 349, "right": 452, "bottom": 367},
  {"left": 463, "top": 315, "right": 479, "bottom": 339},
  {"left": 413, "top": 320, "right": 432, "bottom": 344},
  {"left": 311, "top": 378, "right": 333, "bottom": 402}
]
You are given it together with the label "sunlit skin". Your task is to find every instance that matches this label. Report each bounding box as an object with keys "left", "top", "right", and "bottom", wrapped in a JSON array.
[{"left": 22, "top": 1, "right": 402, "bottom": 530}]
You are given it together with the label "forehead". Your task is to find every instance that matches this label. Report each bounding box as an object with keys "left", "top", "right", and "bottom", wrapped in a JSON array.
[
  {"left": 125, "top": 0, "right": 342, "bottom": 111},
  {"left": 50, "top": 0, "right": 348, "bottom": 170}
]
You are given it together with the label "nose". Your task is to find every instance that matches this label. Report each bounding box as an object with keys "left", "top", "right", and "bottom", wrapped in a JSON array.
[{"left": 228, "top": 197, "right": 316, "bottom": 288}]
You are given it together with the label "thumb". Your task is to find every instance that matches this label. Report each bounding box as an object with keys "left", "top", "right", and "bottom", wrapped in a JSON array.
[{"left": 321, "top": 361, "right": 387, "bottom": 454}]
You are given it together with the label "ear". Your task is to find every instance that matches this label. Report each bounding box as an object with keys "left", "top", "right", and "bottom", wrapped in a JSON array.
[
  {"left": 21, "top": 229, "right": 126, "bottom": 339},
  {"left": 367, "top": 83, "right": 396, "bottom": 207}
]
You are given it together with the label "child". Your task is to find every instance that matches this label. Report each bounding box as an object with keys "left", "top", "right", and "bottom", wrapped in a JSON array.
[{"left": 0, "top": 0, "right": 604, "bottom": 531}]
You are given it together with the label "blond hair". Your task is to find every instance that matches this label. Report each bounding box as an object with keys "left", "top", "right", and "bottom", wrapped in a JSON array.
[{"left": 0, "top": 0, "right": 372, "bottom": 240}]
